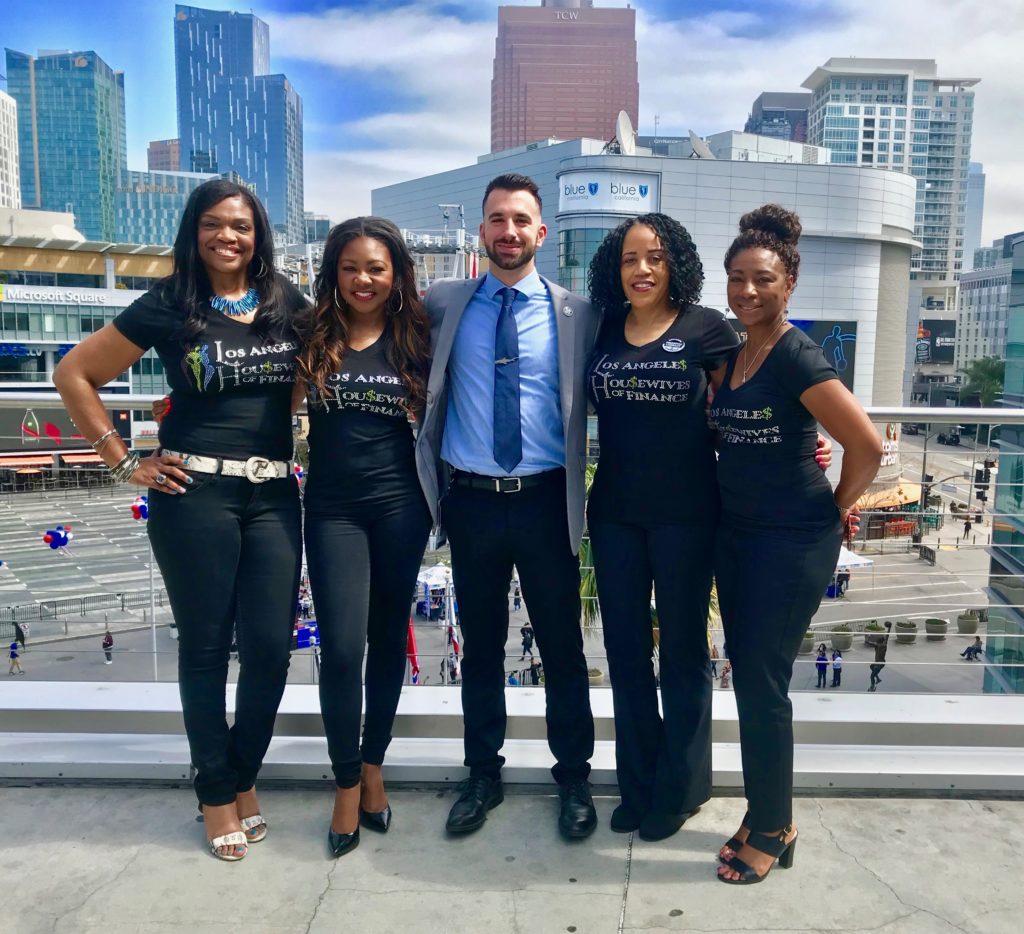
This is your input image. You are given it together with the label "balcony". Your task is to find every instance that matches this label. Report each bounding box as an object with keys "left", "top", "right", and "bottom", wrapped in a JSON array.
[{"left": 1, "top": 400, "right": 1022, "bottom": 930}]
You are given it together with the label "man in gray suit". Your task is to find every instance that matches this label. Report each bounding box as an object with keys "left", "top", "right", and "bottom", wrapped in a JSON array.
[{"left": 415, "top": 173, "right": 599, "bottom": 839}]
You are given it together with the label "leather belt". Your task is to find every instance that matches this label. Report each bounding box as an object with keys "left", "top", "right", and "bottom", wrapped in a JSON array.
[
  {"left": 162, "top": 449, "right": 293, "bottom": 484},
  {"left": 451, "top": 469, "right": 557, "bottom": 494}
]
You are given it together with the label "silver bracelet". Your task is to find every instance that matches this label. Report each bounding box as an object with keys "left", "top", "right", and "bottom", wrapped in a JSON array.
[
  {"left": 91, "top": 429, "right": 119, "bottom": 452},
  {"left": 108, "top": 452, "right": 140, "bottom": 483}
]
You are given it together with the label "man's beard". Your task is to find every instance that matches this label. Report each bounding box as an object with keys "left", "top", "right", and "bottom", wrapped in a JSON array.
[{"left": 485, "top": 238, "right": 536, "bottom": 271}]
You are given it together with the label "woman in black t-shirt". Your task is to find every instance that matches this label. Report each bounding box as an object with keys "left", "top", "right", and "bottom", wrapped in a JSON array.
[
  {"left": 710, "top": 205, "right": 880, "bottom": 885},
  {"left": 294, "top": 217, "right": 431, "bottom": 859},
  {"left": 586, "top": 214, "right": 739, "bottom": 840},
  {"left": 55, "top": 179, "right": 305, "bottom": 861}
]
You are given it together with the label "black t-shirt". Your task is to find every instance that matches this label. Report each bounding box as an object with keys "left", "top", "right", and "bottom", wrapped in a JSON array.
[
  {"left": 303, "top": 334, "right": 420, "bottom": 514},
  {"left": 586, "top": 304, "right": 739, "bottom": 525},
  {"left": 113, "top": 278, "right": 304, "bottom": 461},
  {"left": 709, "top": 326, "right": 839, "bottom": 531}
]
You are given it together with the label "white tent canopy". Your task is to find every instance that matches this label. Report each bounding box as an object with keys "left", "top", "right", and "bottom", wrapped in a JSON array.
[
  {"left": 417, "top": 564, "right": 453, "bottom": 589},
  {"left": 836, "top": 546, "right": 873, "bottom": 571}
]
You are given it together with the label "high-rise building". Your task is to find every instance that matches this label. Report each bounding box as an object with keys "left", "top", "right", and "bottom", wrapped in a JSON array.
[
  {"left": 5, "top": 49, "right": 127, "bottom": 240},
  {"left": 955, "top": 232, "right": 1024, "bottom": 371},
  {"left": 803, "top": 58, "right": 978, "bottom": 298},
  {"left": 964, "top": 162, "right": 985, "bottom": 271},
  {"left": 490, "top": 0, "right": 638, "bottom": 153},
  {"left": 173, "top": 4, "right": 303, "bottom": 243},
  {"left": 147, "top": 139, "right": 181, "bottom": 172},
  {"left": 0, "top": 90, "right": 20, "bottom": 209},
  {"left": 744, "top": 92, "right": 812, "bottom": 143},
  {"left": 304, "top": 212, "right": 331, "bottom": 244}
]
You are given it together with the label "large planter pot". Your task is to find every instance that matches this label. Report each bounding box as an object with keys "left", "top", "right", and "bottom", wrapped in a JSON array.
[
  {"left": 957, "top": 613, "right": 979, "bottom": 635},
  {"left": 587, "top": 668, "right": 605, "bottom": 686},
  {"left": 925, "top": 618, "right": 948, "bottom": 641},
  {"left": 799, "top": 633, "right": 814, "bottom": 655},
  {"left": 864, "top": 627, "right": 886, "bottom": 647},
  {"left": 895, "top": 621, "right": 918, "bottom": 645},
  {"left": 831, "top": 628, "right": 854, "bottom": 651}
]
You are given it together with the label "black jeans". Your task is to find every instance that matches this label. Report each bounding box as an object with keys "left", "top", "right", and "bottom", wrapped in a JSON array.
[
  {"left": 590, "top": 520, "right": 713, "bottom": 817},
  {"left": 832, "top": 669, "right": 842, "bottom": 687},
  {"left": 304, "top": 492, "right": 432, "bottom": 788},
  {"left": 715, "top": 518, "right": 842, "bottom": 832},
  {"left": 148, "top": 473, "right": 301, "bottom": 806},
  {"left": 816, "top": 669, "right": 827, "bottom": 688},
  {"left": 443, "top": 471, "right": 594, "bottom": 783}
]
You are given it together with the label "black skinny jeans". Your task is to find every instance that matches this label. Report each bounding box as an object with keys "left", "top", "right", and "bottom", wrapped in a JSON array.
[
  {"left": 590, "top": 521, "right": 713, "bottom": 817},
  {"left": 304, "top": 491, "right": 432, "bottom": 788},
  {"left": 148, "top": 473, "right": 301, "bottom": 807},
  {"left": 715, "top": 518, "right": 842, "bottom": 832}
]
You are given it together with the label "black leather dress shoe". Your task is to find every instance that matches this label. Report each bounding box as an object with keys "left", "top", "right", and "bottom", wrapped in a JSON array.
[
  {"left": 446, "top": 776, "right": 503, "bottom": 833},
  {"left": 360, "top": 803, "right": 392, "bottom": 833},
  {"left": 610, "top": 802, "right": 644, "bottom": 834},
  {"left": 558, "top": 779, "right": 597, "bottom": 839},
  {"left": 327, "top": 826, "right": 360, "bottom": 858},
  {"left": 638, "top": 805, "right": 701, "bottom": 842}
]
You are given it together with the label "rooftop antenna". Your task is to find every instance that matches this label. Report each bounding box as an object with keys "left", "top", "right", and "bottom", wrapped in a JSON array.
[
  {"left": 688, "top": 129, "right": 716, "bottom": 160},
  {"left": 438, "top": 203, "right": 465, "bottom": 236},
  {"left": 615, "top": 110, "right": 636, "bottom": 156}
]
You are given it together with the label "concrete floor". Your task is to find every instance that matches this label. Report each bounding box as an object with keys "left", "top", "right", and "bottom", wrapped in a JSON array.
[{"left": 2, "top": 785, "right": 1019, "bottom": 934}]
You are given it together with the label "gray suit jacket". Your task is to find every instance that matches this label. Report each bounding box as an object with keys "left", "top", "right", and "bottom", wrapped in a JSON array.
[{"left": 414, "top": 274, "right": 599, "bottom": 555}]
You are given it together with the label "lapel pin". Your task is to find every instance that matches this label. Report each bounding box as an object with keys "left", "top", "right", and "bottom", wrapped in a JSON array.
[{"left": 562, "top": 305, "right": 574, "bottom": 317}]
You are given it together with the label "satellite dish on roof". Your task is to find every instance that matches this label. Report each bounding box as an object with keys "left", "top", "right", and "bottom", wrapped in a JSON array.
[
  {"left": 615, "top": 110, "right": 636, "bottom": 156},
  {"left": 688, "top": 130, "right": 716, "bottom": 160}
]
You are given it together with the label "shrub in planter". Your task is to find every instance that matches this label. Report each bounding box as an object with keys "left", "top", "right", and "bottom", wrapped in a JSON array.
[
  {"left": 799, "top": 631, "right": 814, "bottom": 655},
  {"left": 925, "top": 617, "right": 948, "bottom": 641},
  {"left": 831, "top": 623, "right": 854, "bottom": 651},
  {"left": 587, "top": 667, "right": 605, "bottom": 686},
  {"left": 957, "top": 610, "right": 979, "bottom": 634},
  {"left": 895, "top": 619, "right": 918, "bottom": 644},
  {"left": 864, "top": 620, "right": 885, "bottom": 647}
]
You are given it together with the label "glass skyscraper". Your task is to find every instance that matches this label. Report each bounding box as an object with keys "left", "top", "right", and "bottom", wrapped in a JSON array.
[
  {"left": 173, "top": 4, "right": 303, "bottom": 244},
  {"left": 5, "top": 49, "right": 127, "bottom": 241}
]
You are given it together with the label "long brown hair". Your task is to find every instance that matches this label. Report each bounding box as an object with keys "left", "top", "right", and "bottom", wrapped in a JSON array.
[{"left": 296, "top": 217, "right": 430, "bottom": 417}]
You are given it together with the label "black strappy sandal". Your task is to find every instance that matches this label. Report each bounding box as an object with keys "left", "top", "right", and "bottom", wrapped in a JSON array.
[
  {"left": 718, "top": 810, "right": 750, "bottom": 864},
  {"left": 718, "top": 825, "right": 797, "bottom": 885}
]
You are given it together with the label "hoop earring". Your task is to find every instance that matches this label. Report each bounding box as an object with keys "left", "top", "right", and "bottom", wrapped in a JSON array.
[
  {"left": 623, "top": 299, "right": 632, "bottom": 310},
  {"left": 389, "top": 290, "right": 404, "bottom": 317},
  {"left": 253, "top": 257, "right": 268, "bottom": 278},
  {"left": 334, "top": 287, "right": 343, "bottom": 310}
]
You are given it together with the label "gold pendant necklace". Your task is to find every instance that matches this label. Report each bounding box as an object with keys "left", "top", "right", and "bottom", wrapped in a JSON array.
[{"left": 741, "top": 318, "right": 787, "bottom": 383}]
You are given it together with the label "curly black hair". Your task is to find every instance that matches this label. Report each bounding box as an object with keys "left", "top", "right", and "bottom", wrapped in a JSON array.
[
  {"left": 587, "top": 213, "right": 704, "bottom": 320},
  {"left": 723, "top": 203, "right": 802, "bottom": 280}
]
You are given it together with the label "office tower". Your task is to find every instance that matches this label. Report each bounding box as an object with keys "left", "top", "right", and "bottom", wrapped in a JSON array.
[
  {"left": 0, "top": 90, "right": 20, "bottom": 209},
  {"left": 490, "top": 0, "right": 638, "bottom": 153},
  {"left": 744, "top": 92, "right": 812, "bottom": 143},
  {"left": 964, "top": 162, "right": 985, "bottom": 271},
  {"left": 147, "top": 139, "right": 181, "bottom": 172},
  {"left": 955, "top": 231, "right": 1024, "bottom": 370},
  {"left": 804, "top": 58, "right": 979, "bottom": 298},
  {"left": 304, "top": 212, "right": 331, "bottom": 244},
  {"left": 173, "top": 4, "right": 303, "bottom": 243},
  {"left": 5, "top": 49, "right": 127, "bottom": 240}
]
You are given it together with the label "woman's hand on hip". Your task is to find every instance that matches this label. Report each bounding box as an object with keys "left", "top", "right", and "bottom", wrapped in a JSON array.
[{"left": 133, "top": 452, "right": 191, "bottom": 495}]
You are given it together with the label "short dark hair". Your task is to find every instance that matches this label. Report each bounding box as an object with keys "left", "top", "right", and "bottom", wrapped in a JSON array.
[{"left": 482, "top": 173, "right": 542, "bottom": 215}]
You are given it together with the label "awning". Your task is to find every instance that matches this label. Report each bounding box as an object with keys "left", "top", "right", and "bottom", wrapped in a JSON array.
[
  {"left": 0, "top": 454, "right": 54, "bottom": 468},
  {"left": 61, "top": 452, "right": 103, "bottom": 465},
  {"left": 857, "top": 479, "right": 922, "bottom": 510}
]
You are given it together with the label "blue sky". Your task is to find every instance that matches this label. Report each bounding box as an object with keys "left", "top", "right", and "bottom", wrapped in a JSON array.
[{"left": 4, "top": 0, "right": 1023, "bottom": 239}]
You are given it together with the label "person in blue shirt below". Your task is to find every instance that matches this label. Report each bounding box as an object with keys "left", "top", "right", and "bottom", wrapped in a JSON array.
[
  {"left": 710, "top": 204, "right": 881, "bottom": 885},
  {"left": 414, "top": 173, "right": 600, "bottom": 839},
  {"left": 295, "top": 217, "right": 432, "bottom": 860}
]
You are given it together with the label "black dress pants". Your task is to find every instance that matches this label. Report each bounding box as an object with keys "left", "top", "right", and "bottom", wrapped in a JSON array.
[
  {"left": 304, "top": 491, "right": 432, "bottom": 788},
  {"left": 590, "top": 521, "right": 713, "bottom": 817},
  {"left": 443, "top": 471, "right": 594, "bottom": 783},
  {"left": 715, "top": 518, "right": 842, "bottom": 832},
  {"left": 148, "top": 473, "right": 301, "bottom": 806}
]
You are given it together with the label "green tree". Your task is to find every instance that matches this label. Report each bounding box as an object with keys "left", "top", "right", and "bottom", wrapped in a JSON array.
[{"left": 960, "top": 356, "right": 1005, "bottom": 407}]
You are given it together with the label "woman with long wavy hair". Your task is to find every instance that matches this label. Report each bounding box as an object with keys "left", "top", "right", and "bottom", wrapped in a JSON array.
[
  {"left": 295, "top": 216, "right": 432, "bottom": 858},
  {"left": 55, "top": 178, "right": 307, "bottom": 861}
]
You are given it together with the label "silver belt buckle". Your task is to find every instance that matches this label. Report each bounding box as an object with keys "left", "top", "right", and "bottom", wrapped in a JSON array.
[
  {"left": 244, "top": 456, "right": 274, "bottom": 483},
  {"left": 499, "top": 477, "right": 522, "bottom": 493}
]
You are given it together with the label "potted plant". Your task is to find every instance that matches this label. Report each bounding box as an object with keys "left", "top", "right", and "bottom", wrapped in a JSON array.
[
  {"left": 864, "top": 620, "right": 885, "bottom": 647},
  {"left": 831, "top": 623, "right": 853, "bottom": 651},
  {"left": 925, "top": 617, "right": 948, "bottom": 641},
  {"left": 587, "top": 667, "right": 605, "bottom": 686},
  {"left": 956, "top": 610, "right": 978, "bottom": 634},
  {"left": 799, "top": 631, "right": 815, "bottom": 655},
  {"left": 895, "top": 619, "right": 918, "bottom": 644}
]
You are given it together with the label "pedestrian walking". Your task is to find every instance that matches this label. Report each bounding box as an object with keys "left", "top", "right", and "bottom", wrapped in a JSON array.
[
  {"left": 9, "top": 640, "right": 24, "bottom": 675},
  {"left": 830, "top": 650, "right": 842, "bottom": 687},
  {"left": 868, "top": 622, "right": 892, "bottom": 690},
  {"left": 530, "top": 659, "right": 542, "bottom": 686},
  {"left": 719, "top": 663, "right": 731, "bottom": 689},
  {"left": 710, "top": 643, "right": 720, "bottom": 678},
  {"left": 815, "top": 644, "right": 828, "bottom": 689},
  {"left": 513, "top": 586, "right": 521, "bottom": 612},
  {"left": 14, "top": 621, "right": 27, "bottom": 652},
  {"left": 102, "top": 628, "right": 114, "bottom": 665},
  {"left": 962, "top": 518, "right": 972, "bottom": 541},
  {"left": 519, "top": 623, "right": 535, "bottom": 660}
]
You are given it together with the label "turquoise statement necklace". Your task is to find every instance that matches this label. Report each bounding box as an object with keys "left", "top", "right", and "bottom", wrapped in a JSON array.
[{"left": 210, "top": 287, "right": 260, "bottom": 317}]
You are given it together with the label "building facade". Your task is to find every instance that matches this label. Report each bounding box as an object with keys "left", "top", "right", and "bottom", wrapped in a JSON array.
[
  {"left": 0, "top": 90, "right": 20, "bottom": 210},
  {"left": 705, "top": 131, "right": 830, "bottom": 164},
  {"left": 5, "top": 49, "right": 127, "bottom": 241},
  {"left": 304, "top": 212, "right": 331, "bottom": 244},
  {"left": 955, "top": 233, "right": 1022, "bottom": 372},
  {"left": 964, "top": 162, "right": 985, "bottom": 271},
  {"left": 147, "top": 139, "right": 181, "bottom": 172},
  {"left": 744, "top": 92, "right": 813, "bottom": 143},
  {"left": 173, "top": 4, "right": 303, "bottom": 244},
  {"left": 491, "top": 1, "right": 638, "bottom": 153}
]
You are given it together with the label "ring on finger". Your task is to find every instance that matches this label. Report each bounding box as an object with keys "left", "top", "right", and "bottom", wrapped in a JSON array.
[{"left": 155, "top": 473, "right": 167, "bottom": 485}]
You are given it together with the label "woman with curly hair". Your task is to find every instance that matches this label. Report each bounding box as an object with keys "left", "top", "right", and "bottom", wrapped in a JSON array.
[
  {"left": 586, "top": 213, "right": 739, "bottom": 839},
  {"left": 711, "top": 205, "right": 879, "bottom": 884},
  {"left": 295, "top": 216, "right": 432, "bottom": 858}
]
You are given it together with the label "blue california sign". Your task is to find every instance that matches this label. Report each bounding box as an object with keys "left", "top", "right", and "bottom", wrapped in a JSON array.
[{"left": 588, "top": 182, "right": 599, "bottom": 195}]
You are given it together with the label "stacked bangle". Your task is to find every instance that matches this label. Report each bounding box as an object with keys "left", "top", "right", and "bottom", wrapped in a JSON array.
[
  {"left": 108, "top": 452, "right": 141, "bottom": 483},
  {"left": 91, "top": 429, "right": 118, "bottom": 453}
]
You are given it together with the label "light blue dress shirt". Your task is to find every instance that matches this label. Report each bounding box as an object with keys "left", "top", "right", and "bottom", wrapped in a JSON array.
[{"left": 442, "top": 271, "right": 565, "bottom": 476}]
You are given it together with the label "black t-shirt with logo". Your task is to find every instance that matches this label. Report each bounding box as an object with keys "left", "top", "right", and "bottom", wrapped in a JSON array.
[
  {"left": 303, "top": 334, "right": 421, "bottom": 515},
  {"left": 709, "top": 326, "right": 839, "bottom": 531},
  {"left": 587, "top": 304, "right": 739, "bottom": 525},
  {"left": 112, "top": 278, "right": 304, "bottom": 461}
]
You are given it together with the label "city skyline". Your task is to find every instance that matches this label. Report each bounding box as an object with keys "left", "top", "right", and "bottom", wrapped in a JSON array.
[{"left": 2, "top": 0, "right": 1022, "bottom": 241}]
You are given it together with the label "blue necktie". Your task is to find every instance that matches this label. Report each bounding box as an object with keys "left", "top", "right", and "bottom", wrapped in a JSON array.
[{"left": 493, "top": 287, "right": 522, "bottom": 473}]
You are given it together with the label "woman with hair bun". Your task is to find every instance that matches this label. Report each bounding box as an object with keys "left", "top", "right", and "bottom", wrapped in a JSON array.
[{"left": 710, "top": 204, "right": 880, "bottom": 884}]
